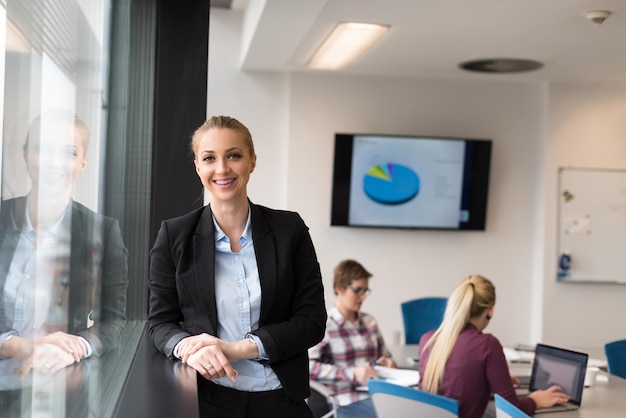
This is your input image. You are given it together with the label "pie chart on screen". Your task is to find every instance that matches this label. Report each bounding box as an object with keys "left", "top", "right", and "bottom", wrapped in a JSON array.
[{"left": 363, "top": 163, "right": 420, "bottom": 204}]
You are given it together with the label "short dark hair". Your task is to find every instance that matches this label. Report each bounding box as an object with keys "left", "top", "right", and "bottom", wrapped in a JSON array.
[{"left": 333, "top": 259, "right": 372, "bottom": 294}]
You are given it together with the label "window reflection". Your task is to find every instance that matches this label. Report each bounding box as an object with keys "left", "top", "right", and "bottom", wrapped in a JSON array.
[{"left": 0, "top": 1, "right": 130, "bottom": 417}]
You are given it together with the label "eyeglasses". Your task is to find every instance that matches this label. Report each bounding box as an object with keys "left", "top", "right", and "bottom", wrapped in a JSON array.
[{"left": 347, "top": 285, "right": 371, "bottom": 297}]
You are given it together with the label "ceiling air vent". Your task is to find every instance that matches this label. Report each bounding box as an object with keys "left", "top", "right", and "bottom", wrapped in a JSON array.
[{"left": 459, "top": 58, "right": 543, "bottom": 74}]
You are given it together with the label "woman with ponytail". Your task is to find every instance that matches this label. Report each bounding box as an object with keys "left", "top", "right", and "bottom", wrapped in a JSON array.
[{"left": 418, "top": 275, "right": 569, "bottom": 418}]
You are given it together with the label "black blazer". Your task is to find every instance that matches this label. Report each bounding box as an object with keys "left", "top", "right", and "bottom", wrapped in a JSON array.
[
  {"left": 148, "top": 202, "right": 327, "bottom": 402},
  {"left": 0, "top": 196, "right": 129, "bottom": 356}
]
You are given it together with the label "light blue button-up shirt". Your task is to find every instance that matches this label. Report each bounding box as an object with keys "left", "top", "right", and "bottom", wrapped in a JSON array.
[
  {"left": 211, "top": 211, "right": 281, "bottom": 391},
  {"left": 0, "top": 198, "right": 92, "bottom": 390}
]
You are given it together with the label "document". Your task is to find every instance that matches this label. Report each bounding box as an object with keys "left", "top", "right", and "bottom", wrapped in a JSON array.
[
  {"left": 503, "top": 347, "right": 534, "bottom": 363},
  {"left": 372, "top": 365, "right": 420, "bottom": 387}
]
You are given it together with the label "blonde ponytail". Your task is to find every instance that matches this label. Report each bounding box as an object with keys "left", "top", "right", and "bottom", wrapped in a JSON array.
[{"left": 420, "top": 275, "right": 495, "bottom": 394}]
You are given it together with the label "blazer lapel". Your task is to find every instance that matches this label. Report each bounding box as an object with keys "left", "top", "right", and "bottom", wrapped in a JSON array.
[
  {"left": 193, "top": 207, "right": 219, "bottom": 333},
  {"left": 66, "top": 202, "right": 102, "bottom": 331},
  {"left": 250, "top": 203, "right": 277, "bottom": 325},
  {"left": 0, "top": 198, "right": 21, "bottom": 284},
  {"left": 0, "top": 199, "right": 21, "bottom": 325}
]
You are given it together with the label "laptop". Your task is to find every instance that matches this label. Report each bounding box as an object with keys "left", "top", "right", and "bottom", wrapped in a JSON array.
[{"left": 529, "top": 343, "right": 588, "bottom": 414}]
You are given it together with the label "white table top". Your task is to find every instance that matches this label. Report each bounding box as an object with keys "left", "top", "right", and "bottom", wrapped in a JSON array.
[
  {"left": 387, "top": 344, "right": 608, "bottom": 369},
  {"left": 485, "top": 370, "right": 626, "bottom": 418},
  {"left": 387, "top": 344, "right": 623, "bottom": 418},
  {"left": 388, "top": 344, "right": 420, "bottom": 368}
]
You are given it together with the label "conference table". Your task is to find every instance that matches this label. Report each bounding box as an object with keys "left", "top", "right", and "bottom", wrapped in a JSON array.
[
  {"left": 388, "top": 343, "right": 626, "bottom": 418},
  {"left": 485, "top": 366, "right": 626, "bottom": 418},
  {"left": 18, "top": 337, "right": 619, "bottom": 417},
  {"left": 0, "top": 321, "right": 199, "bottom": 418}
]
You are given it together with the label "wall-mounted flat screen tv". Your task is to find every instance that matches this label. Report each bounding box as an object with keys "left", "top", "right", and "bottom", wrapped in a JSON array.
[{"left": 331, "top": 133, "right": 492, "bottom": 230}]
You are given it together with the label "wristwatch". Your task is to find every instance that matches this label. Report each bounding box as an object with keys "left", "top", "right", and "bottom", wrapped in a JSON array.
[{"left": 247, "top": 335, "right": 261, "bottom": 360}]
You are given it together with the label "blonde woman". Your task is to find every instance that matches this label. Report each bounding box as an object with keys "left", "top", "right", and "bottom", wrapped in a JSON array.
[
  {"left": 418, "top": 275, "right": 569, "bottom": 418},
  {"left": 149, "top": 116, "right": 326, "bottom": 417}
]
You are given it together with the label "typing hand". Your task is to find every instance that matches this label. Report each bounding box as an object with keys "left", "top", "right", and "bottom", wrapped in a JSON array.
[{"left": 530, "top": 385, "right": 570, "bottom": 409}]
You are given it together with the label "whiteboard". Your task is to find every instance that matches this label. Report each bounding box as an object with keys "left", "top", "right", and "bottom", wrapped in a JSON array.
[{"left": 557, "top": 167, "right": 626, "bottom": 283}]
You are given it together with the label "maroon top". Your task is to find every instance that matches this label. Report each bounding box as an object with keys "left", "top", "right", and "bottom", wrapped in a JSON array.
[{"left": 418, "top": 323, "right": 536, "bottom": 418}]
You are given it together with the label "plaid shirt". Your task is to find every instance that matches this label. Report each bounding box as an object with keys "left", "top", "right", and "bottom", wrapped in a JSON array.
[{"left": 308, "top": 306, "right": 392, "bottom": 406}]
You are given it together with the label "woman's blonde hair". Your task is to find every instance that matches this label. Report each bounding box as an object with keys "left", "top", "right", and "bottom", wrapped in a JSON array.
[
  {"left": 190, "top": 115, "right": 255, "bottom": 158},
  {"left": 420, "top": 274, "right": 495, "bottom": 394},
  {"left": 25, "top": 110, "right": 90, "bottom": 156}
]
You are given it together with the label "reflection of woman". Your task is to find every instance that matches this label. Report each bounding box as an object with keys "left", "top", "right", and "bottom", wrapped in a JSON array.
[
  {"left": 309, "top": 259, "right": 395, "bottom": 418},
  {"left": 148, "top": 115, "right": 327, "bottom": 417},
  {"left": 0, "top": 112, "right": 129, "bottom": 414},
  {"left": 418, "top": 275, "right": 569, "bottom": 418}
]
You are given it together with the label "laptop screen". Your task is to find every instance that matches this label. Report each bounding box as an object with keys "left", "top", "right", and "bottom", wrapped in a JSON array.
[{"left": 529, "top": 344, "right": 588, "bottom": 406}]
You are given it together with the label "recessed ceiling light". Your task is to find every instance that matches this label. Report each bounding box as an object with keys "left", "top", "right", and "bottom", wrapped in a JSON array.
[
  {"left": 459, "top": 58, "right": 544, "bottom": 74},
  {"left": 307, "top": 22, "right": 390, "bottom": 70}
]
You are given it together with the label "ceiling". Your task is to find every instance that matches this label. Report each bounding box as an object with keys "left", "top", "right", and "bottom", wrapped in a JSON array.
[{"left": 224, "top": 0, "right": 626, "bottom": 83}]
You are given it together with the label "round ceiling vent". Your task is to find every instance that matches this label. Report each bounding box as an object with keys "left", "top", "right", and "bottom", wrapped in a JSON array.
[{"left": 459, "top": 58, "right": 543, "bottom": 74}]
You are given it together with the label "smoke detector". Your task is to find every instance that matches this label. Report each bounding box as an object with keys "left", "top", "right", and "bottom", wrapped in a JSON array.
[{"left": 585, "top": 10, "right": 611, "bottom": 25}]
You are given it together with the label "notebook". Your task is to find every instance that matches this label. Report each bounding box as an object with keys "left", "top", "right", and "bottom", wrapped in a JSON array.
[{"left": 529, "top": 343, "right": 588, "bottom": 414}]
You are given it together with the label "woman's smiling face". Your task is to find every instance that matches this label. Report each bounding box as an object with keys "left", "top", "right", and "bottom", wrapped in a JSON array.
[
  {"left": 193, "top": 127, "right": 256, "bottom": 204},
  {"left": 24, "top": 120, "right": 88, "bottom": 194}
]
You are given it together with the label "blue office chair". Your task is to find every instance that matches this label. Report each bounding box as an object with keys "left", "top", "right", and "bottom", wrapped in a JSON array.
[
  {"left": 368, "top": 380, "right": 458, "bottom": 418},
  {"left": 494, "top": 394, "right": 530, "bottom": 418},
  {"left": 605, "top": 338, "right": 626, "bottom": 379},
  {"left": 401, "top": 297, "right": 447, "bottom": 344}
]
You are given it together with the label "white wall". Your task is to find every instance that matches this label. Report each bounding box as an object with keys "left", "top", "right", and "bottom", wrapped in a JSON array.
[
  {"left": 286, "top": 73, "right": 545, "bottom": 348},
  {"left": 542, "top": 83, "right": 626, "bottom": 348},
  {"left": 207, "top": 8, "right": 290, "bottom": 209},
  {"left": 209, "top": 8, "right": 625, "bottom": 353}
]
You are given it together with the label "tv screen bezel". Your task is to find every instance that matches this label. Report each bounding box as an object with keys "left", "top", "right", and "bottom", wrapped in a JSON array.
[{"left": 330, "top": 133, "right": 492, "bottom": 231}]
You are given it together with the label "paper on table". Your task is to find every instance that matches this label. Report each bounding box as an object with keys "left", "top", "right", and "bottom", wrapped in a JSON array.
[
  {"left": 588, "top": 357, "right": 608, "bottom": 368},
  {"left": 503, "top": 347, "right": 535, "bottom": 363},
  {"left": 372, "top": 365, "right": 420, "bottom": 387},
  {"left": 356, "top": 366, "right": 420, "bottom": 391},
  {"left": 504, "top": 347, "right": 607, "bottom": 369}
]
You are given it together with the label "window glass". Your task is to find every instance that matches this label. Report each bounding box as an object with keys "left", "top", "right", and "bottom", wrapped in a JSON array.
[{"left": 0, "top": 1, "right": 131, "bottom": 416}]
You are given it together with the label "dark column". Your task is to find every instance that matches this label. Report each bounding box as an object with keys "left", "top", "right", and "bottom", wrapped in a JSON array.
[
  {"left": 105, "top": 0, "right": 210, "bottom": 320},
  {"left": 150, "top": 0, "right": 209, "bottom": 245}
]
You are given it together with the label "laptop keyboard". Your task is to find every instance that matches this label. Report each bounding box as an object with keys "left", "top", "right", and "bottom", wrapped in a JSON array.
[{"left": 534, "top": 402, "right": 579, "bottom": 414}]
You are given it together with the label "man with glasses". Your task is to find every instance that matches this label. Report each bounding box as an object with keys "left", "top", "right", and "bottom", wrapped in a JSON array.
[{"left": 308, "top": 259, "right": 395, "bottom": 418}]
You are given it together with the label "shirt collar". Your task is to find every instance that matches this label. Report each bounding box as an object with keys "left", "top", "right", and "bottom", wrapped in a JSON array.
[
  {"left": 464, "top": 322, "right": 480, "bottom": 333},
  {"left": 212, "top": 205, "right": 253, "bottom": 243},
  {"left": 329, "top": 306, "right": 363, "bottom": 327},
  {"left": 14, "top": 195, "right": 71, "bottom": 237}
]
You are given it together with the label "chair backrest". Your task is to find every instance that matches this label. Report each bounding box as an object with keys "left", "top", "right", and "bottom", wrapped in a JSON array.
[
  {"left": 494, "top": 394, "right": 530, "bottom": 418},
  {"left": 307, "top": 380, "right": 337, "bottom": 418},
  {"left": 401, "top": 297, "right": 447, "bottom": 344},
  {"left": 605, "top": 338, "right": 626, "bottom": 379},
  {"left": 368, "top": 380, "right": 458, "bottom": 418}
]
